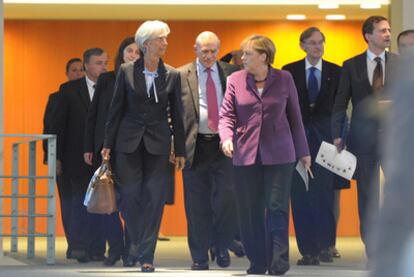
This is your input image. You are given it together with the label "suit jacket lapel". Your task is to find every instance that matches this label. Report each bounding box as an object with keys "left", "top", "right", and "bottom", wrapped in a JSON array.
[
  {"left": 356, "top": 52, "right": 372, "bottom": 94},
  {"left": 153, "top": 59, "right": 167, "bottom": 96},
  {"left": 316, "top": 60, "right": 330, "bottom": 106},
  {"left": 79, "top": 77, "right": 91, "bottom": 110},
  {"left": 246, "top": 73, "right": 261, "bottom": 100},
  {"left": 133, "top": 58, "right": 147, "bottom": 97},
  {"left": 187, "top": 62, "right": 200, "bottom": 117},
  {"left": 295, "top": 59, "right": 309, "bottom": 107},
  {"left": 217, "top": 62, "right": 227, "bottom": 95}
]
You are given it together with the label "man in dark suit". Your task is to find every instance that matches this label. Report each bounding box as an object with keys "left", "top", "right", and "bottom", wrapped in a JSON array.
[
  {"left": 332, "top": 15, "right": 398, "bottom": 258},
  {"left": 51, "top": 48, "right": 108, "bottom": 262},
  {"left": 178, "top": 31, "right": 239, "bottom": 270},
  {"left": 283, "top": 27, "right": 342, "bottom": 266},
  {"left": 42, "top": 57, "right": 84, "bottom": 259}
]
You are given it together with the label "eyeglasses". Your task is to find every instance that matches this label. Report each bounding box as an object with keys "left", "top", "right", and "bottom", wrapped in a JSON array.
[{"left": 304, "top": 40, "right": 325, "bottom": 46}]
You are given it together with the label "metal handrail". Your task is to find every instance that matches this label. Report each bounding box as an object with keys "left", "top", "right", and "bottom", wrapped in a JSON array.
[{"left": 0, "top": 134, "right": 56, "bottom": 264}]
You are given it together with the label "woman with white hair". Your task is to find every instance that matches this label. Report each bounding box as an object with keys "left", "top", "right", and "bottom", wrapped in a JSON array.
[{"left": 101, "top": 20, "right": 186, "bottom": 272}]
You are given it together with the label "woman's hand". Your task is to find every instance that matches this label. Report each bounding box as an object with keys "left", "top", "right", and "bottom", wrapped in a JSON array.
[
  {"left": 300, "top": 155, "right": 313, "bottom": 178},
  {"left": 222, "top": 139, "right": 233, "bottom": 158},
  {"left": 174, "top": 156, "right": 186, "bottom": 171},
  {"left": 101, "top": 148, "right": 111, "bottom": 161}
]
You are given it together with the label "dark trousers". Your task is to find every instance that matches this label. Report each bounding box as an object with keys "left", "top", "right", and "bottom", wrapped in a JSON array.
[
  {"left": 291, "top": 162, "right": 336, "bottom": 257},
  {"left": 88, "top": 155, "right": 125, "bottom": 258},
  {"left": 355, "top": 154, "right": 380, "bottom": 258},
  {"left": 56, "top": 175, "right": 73, "bottom": 255},
  {"left": 234, "top": 161, "right": 294, "bottom": 270},
  {"left": 183, "top": 136, "right": 237, "bottom": 263},
  {"left": 64, "top": 174, "right": 95, "bottom": 252},
  {"left": 115, "top": 142, "right": 169, "bottom": 264}
]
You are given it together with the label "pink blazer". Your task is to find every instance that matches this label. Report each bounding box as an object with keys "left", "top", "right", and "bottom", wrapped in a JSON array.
[{"left": 219, "top": 68, "right": 309, "bottom": 166}]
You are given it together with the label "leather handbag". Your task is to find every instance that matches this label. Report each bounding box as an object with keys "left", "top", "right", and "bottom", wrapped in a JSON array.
[{"left": 84, "top": 160, "right": 117, "bottom": 214}]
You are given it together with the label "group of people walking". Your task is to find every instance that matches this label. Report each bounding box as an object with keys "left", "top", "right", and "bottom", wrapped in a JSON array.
[{"left": 43, "top": 14, "right": 414, "bottom": 275}]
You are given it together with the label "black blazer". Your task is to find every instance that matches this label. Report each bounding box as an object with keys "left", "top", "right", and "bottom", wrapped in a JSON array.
[
  {"left": 84, "top": 71, "right": 116, "bottom": 155},
  {"left": 42, "top": 91, "right": 59, "bottom": 164},
  {"left": 51, "top": 77, "right": 93, "bottom": 177},
  {"left": 332, "top": 51, "right": 398, "bottom": 155},
  {"left": 282, "top": 59, "right": 341, "bottom": 143},
  {"left": 104, "top": 58, "right": 185, "bottom": 157},
  {"left": 178, "top": 61, "right": 239, "bottom": 167}
]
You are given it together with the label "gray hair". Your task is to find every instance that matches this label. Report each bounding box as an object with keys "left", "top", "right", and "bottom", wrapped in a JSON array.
[
  {"left": 135, "top": 20, "right": 170, "bottom": 54},
  {"left": 195, "top": 31, "right": 221, "bottom": 49}
]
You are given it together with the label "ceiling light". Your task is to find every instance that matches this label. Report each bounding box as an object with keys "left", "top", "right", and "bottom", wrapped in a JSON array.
[
  {"left": 326, "top": 14, "right": 346, "bottom": 20},
  {"left": 360, "top": 3, "right": 382, "bottom": 9},
  {"left": 318, "top": 3, "right": 339, "bottom": 9},
  {"left": 286, "top": 14, "right": 306, "bottom": 20}
]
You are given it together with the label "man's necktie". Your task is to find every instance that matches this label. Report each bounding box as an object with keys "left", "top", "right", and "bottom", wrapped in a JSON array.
[
  {"left": 308, "top": 67, "right": 319, "bottom": 106},
  {"left": 206, "top": 68, "right": 219, "bottom": 132},
  {"left": 372, "top": 57, "right": 383, "bottom": 95}
]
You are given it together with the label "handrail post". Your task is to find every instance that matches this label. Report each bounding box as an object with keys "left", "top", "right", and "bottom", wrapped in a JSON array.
[
  {"left": 46, "top": 136, "right": 56, "bottom": 265},
  {"left": 27, "top": 141, "right": 36, "bottom": 258},
  {"left": 11, "top": 144, "right": 19, "bottom": 252}
]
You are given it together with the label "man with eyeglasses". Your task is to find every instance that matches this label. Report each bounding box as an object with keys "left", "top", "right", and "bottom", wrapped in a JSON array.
[{"left": 283, "top": 27, "right": 342, "bottom": 266}]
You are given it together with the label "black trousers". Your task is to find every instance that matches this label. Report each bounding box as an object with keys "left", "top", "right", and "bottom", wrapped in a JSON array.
[
  {"left": 355, "top": 154, "right": 380, "bottom": 258},
  {"left": 291, "top": 162, "right": 336, "bottom": 257},
  {"left": 56, "top": 175, "right": 72, "bottom": 254},
  {"left": 182, "top": 136, "right": 237, "bottom": 263},
  {"left": 115, "top": 141, "right": 169, "bottom": 265},
  {"left": 234, "top": 160, "right": 294, "bottom": 270},
  {"left": 64, "top": 174, "right": 95, "bottom": 252}
]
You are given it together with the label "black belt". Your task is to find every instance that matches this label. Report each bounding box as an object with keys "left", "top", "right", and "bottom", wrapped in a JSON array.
[{"left": 197, "top": 133, "right": 219, "bottom": 141}]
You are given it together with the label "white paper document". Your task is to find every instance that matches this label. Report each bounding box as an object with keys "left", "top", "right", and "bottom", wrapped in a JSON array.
[
  {"left": 296, "top": 161, "right": 309, "bottom": 191},
  {"left": 315, "top": 141, "right": 357, "bottom": 180}
]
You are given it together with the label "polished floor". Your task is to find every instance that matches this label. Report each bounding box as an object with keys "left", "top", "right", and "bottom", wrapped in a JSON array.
[{"left": 0, "top": 237, "right": 369, "bottom": 277}]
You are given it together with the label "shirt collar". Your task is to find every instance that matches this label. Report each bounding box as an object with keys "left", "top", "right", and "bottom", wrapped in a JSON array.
[
  {"left": 85, "top": 74, "right": 96, "bottom": 88},
  {"left": 367, "top": 49, "right": 386, "bottom": 62},
  {"left": 196, "top": 58, "right": 218, "bottom": 74},
  {"left": 305, "top": 58, "right": 322, "bottom": 71}
]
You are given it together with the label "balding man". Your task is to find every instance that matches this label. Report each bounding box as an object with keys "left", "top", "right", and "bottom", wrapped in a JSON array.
[
  {"left": 397, "top": 30, "right": 414, "bottom": 56},
  {"left": 178, "top": 31, "right": 239, "bottom": 270}
]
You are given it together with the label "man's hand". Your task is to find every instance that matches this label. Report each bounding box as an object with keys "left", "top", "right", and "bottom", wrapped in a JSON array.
[
  {"left": 333, "top": 138, "right": 343, "bottom": 153},
  {"left": 56, "top": 160, "right": 63, "bottom": 176},
  {"left": 84, "top": 152, "right": 93, "bottom": 165},
  {"left": 222, "top": 139, "right": 233, "bottom": 158}
]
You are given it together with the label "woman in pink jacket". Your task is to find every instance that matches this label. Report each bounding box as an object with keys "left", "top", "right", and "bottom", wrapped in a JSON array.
[{"left": 219, "top": 35, "right": 311, "bottom": 276}]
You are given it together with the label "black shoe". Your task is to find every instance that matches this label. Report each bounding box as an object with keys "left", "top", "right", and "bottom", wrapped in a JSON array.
[
  {"left": 89, "top": 254, "right": 105, "bottom": 262},
  {"left": 319, "top": 249, "right": 334, "bottom": 263},
  {"left": 71, "top": 249, "right": 89, "bottom": 263},
  {"left": 141, "top": 264, "right": 155, "bottom": 273},
  {"left": 297, "top": 255, "right": 320, "bottom": 266},
  {"left": 216, "top": 249, "right": 230, "bottom": 268},
  {"left": 329, "top": 246, "right": 341, "bottom": 258},
  {"left": 123, "top": 255, "right": 138, "bottom": 267},
  {"left": 191, "top": 261, "right": 209, "bottom": 270},
  {"left": 246, "top": 264, "right": 267, "bottom": 275},
  {"left": 104, "top": 255, "right": 121, "bottom": 266},
  {"left": 229, "top": 240, "right": 245, "bottom": 257}
]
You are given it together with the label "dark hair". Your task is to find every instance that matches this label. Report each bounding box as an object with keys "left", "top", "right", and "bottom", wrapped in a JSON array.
[
  {"left": 83, "top": 48, "right": 105, "bottom": 65},
  {"left": 362, "top": 15, "right": 388, "bottom": 42},
  {"left": 114, "top": 37, "right": 136, "bottom": 73},
  {"left": 397, "top": 29, "right": 414, "bottom": 45},
  {"left": 300, "top": 27, "right": 325, "bottom": 43},
  {"left": 65, "top": 58, "right": 82, "bottom": 73}
]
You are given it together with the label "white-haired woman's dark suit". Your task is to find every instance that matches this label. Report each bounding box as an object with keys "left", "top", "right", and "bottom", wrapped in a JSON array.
[{"left": 104, "top": 58, "right": 185, "bottom": 265}]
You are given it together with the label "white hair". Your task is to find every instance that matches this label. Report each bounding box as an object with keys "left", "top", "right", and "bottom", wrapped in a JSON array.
[
  {"left": 135, "top": 20, "right": 170, "bottom": 53},
  {"left": 195, "top": 31, "right": 221, "bottom": 48}
]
